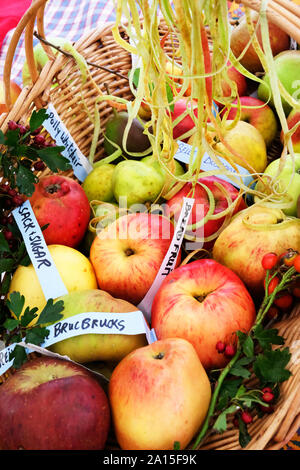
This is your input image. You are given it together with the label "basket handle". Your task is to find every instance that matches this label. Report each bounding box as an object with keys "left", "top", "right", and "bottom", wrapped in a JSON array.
[{"left": 3, "top": 0, "right": 52, "bottom": 111}]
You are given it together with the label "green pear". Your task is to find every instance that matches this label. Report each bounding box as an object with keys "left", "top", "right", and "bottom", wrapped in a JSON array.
[
  {"left": 112, "top": 160, "right": 166, "bottom": 208},
  {"left": 141, "top": 155, "right": 185, "bottom": 191},
  {"left": 82, "top": 163, "right": 116, "bottom": 202}
]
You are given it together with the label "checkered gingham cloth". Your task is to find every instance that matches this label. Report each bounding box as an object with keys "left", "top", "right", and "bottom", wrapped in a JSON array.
[{"left": 0, "top": 0, "right": 117, "bottom": 87}]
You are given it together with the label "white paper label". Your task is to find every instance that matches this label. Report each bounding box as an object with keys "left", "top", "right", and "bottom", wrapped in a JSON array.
[
  {"left": 137, "top": 197, "right": 194, "bottom": 322},
  {"left": 174, "top": 141, "right": 253, "bottom": 189},
  {"left": 12, "top": 200, "right": 68, "bottom": 300},
  {"left": 43, "top": 103, "right": 93, "bottom": 182},
  {"left": 0, "top": 310, "right": 156, "bottom": 376}
]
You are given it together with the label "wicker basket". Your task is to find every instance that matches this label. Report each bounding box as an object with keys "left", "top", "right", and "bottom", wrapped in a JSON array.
[{"left": 0, "top": 0, "right": 299, "bottom": 451}]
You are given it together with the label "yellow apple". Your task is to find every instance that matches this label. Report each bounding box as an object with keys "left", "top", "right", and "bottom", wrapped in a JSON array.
[
  {"left": 8, "top": 244, "right": 98, "bottom": 326},
  {"left": 0, "top": 80, "right": 22, "bottom": 114},
  {"left": 211, "top": 120, "right": 267, "bottom": 174},
  {"left": 49, "top": 289, "right": 147, "bottom": 363},
  {"left": 109, "top": 338, "right": 211, "bottom": 450}
]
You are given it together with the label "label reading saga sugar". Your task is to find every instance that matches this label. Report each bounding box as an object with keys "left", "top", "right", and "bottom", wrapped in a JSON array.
[
  {"left": 12, "top": 200, "right": 68, "bottom": 300},
  {"left": 43, "top": 103, "right": 93, "bottom": 182},
  {"left": 175, "top": 141, "right": 253, "bottom": 189},
  {"left": 138, "top": 197, "right": 194, "bottom": 322}
]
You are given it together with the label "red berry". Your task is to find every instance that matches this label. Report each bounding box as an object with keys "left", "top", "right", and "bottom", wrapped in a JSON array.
[
  {"left": 233, "top": 417, "right": 239, "bottom": 428},
  {"left": 262, "top": 387, "right": 273, "bottom": 394},
  {"left": 8, "top": 120, "right": 18, "bottom": 131},
  {"left": 264, "top": 276, "right": 279, "bottom": 295},
  {"left": 18, "top": 124, "right": 27, "bottom": 135},
  {"left": 8, "top": 188, "right": 17, "bottom": 197},
  {"left": 33, "top": 161, "right": 46, "bottom": 172},
  {"left": 241, "top": 411, "right": 253, "bottom": 424},
  {"left": 294, "top": 255, "right": 300, "bottom": 273},
  {"left": 260, "top": 404, "right": 274, "bottom": 414},
  {"left": 262, "top": 391, "right": 274, "bottom": 403},
  {"left": 224, "top": 344, "right": 236, "bottom": 358},
  {"left": 3, "top": 230, "right": 13, "bottom": 241},
  {"left": 292, "top": 286, "right": 300, "bottom": 298},
  {"left": 274, "top": 293, "right": 293, "bottom": 310},
  {"left": 266, "top": 306, "right": 279, "bottom": 320},
  {"left": 34, "top": 134, "right": 46, "bottom": 146},
  {"left": 13, "top": 195, "right": 23, "bottom": 207},
  {"left": 216, "top": 341, "right": 226, "bottom": 353},
  {"left": 261, "top": 253, "right": 278, "bottom": 271}
]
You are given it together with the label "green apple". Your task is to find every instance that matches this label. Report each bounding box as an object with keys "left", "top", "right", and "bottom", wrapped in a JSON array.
[
  {"left": 112, "top": 160, "right": 165, "bottom": 208},
  {"left": 82, "top": 163, "right": 116, "bottom": 202},
  {"left": 257, "top": 50, "right": 300, "bottom": 116},
  {"left": 256, "top": 153, "right": 300, "bottom": 216},
  {"left": 22, "top": 37, "right": 66, "bottom": 86}
]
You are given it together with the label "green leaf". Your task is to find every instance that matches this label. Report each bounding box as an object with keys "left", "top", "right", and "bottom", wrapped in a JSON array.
[
  {"left": 9, "top": 344, "right": 27, "bottom": 369},
  {"left": 253, "top": 348, "right": 292, "bottom": 384},
  {"left": 0, "top": 232, "right": 11, "bottom": 253},
  {"left": 25, "top": 326, "right": 49, "bottom": 346},
  {"left": 16, "top": 164, "right": 38, "bottom": 196},
  {"left": 37, "top": 146, "right": 71, "bottom": 173},
  {"left": 132, "top": 68, "right": 140, "bottom": 88},
  {"left": 237, "top": 331, "right": 254, "bottom": 358},
  {"left": 6, "top": 291, "right": 25, "bottom": 320},
  {"left": 0, "top": 130, "right": 5, "bottom": 144},
  {"left": 213, "top": 405, "right": 237, "bottom": 433},
  {"left": 3, "top": 318, "right": 20, "bottom": 331},
  {"left": 4, "top": 129, "right": 19, "bottom": 147},
  {"left": 238, "top": 417, "right": 252, "bottom": 448},
  {"left": 0, "top": 257, "right": 14, "bottom": 273},
  {"left": 217, "top": 378, "right": 243, "bottom": 410},
  {"left": 173, "top": 441, "right": 181, "bottom": 450},
  {"left": 29, "top": 109, "right": 48, "bottom": 132},
  {"left": 20, "top": 306, "right": 39, "bottom": 327},
  {"left": 35, "top": 298, "right": 64, "bottom": 326},
  {"left": 230, "top": 357, "right": 253, "bottom": 379},
  {"left": 253, "top": 324, "right": 285, "bottom": 351}
]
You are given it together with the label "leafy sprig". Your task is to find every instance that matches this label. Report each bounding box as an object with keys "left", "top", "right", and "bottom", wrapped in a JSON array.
[
  {"left": 2, "top": 291, "right": 64, "bottom": 369},
  {"left": 193, "top": 259, "right": 299, "bottom": 449}
]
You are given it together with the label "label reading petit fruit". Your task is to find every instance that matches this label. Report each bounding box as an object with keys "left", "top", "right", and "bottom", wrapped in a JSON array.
[
  {"left": 43, "top": 103, "right": 93, "bottom": 182},
  {"left": 12, "top": 200, "right": 68, "bottom": 300},
  {"left": 137, "top": 197, "right": 194, "bottom": 322},
  {"left": 174, "top": 141, "right": 253, "bottom": 189}
]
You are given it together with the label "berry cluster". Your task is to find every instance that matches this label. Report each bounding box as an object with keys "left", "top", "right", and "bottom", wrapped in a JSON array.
[
  {"left": 233, "top": 387, "right": 276, "bottom": 428},
  {"left": 261, "top": 249, "right": 300, "bottom": 319},
  {"left": 215, "top": 340, "right": 236, "bottom": 358}
]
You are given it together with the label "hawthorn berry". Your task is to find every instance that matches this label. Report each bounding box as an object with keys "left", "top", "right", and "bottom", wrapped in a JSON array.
[
  {"left": 224, "top": 344, "right": 236, "bottom": 358},
  {"left": 292, "top": 286, "right": 300, "bottom": 298},
  {"left": 33, "top": 161, "right": 46, "bottom": 172},
  {"left": 261, "top": 252, "right": 278, "bottom": 271},
  {"left": 8, "top": 120, "right": 18, "bottom": 131},
  {"left": 262, "top": 391, "right": 274, "bottom": 403},
  {"left": 274, "top": 293, "right": 293, "bottom": 310},
  {"left": 216, "top": 341, "right": 226, "bottom": 353},
  {"left": 18, "top": 124, "right": 27, "bottom": 135},
  {"left": 266, "top": 306, "right": 279, "bottom": 320},
  {"left": 281, "top": 250, "right": 299, "bottom": 267},
  {"left": 241, "top": 411, "right": 253, "bottom": 424},
  {"left": 34, "top": 134, "right": 46, "bottom": 146},
  {"left": 3, "top": 230, "right": 13, "bottom": 241},
  {"left": 264, "top": 276, "right": 279, "bottom": 295},
  {"left": 260, "top": 404, "right": 274, "bottom": 414},
  {"left": 294, "top": 255, "right": 300, "bottom": 273}
]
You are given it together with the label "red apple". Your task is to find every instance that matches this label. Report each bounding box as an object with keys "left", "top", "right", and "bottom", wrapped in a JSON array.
[
  {"left": 281, "top": 109, "right": 300, "bottom": 153},
  {"left": 29, "top": 174, "right": 91, "bottom": 248},
  {"left": 0, "top": 356, "right": 110, "bottom": 450},
  {"left": 0, "top": 79, "right": 22, "bottom": 114},
  {"left": 230, "top": 11, "right": 291, "bottom": 73},
  {"left": 151, "top": 259, "right": 256, "bottom": 370},
  {"left": 165, "top": 175, "right": 246, "bottom": 249},
  {"left": 109, "top": 337, "right": 211, "bottom": 450},
  {"left": 221, "top": 63, "right": 247, "bottom": 99},
  {"left": 226, "top": 96, "right": 278, "bottom": 147},
  {"left": 170, "top": 97, "right": 198, "bottom": 142},
  {"left": 90, "top": 212, "right": 180, "bottom": 305}
]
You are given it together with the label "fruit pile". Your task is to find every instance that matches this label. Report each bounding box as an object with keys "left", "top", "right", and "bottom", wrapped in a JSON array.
[{"left": 0, "top": 0, "right": 300, "bottom": 452}]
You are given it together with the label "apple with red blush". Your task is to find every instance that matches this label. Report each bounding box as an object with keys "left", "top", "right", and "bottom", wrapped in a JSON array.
[
  {"left": 0, "top": 79, "right": 22, "bottom": 114},
  {"left": 0, "top": 356, "right": 110, "bottom": 450},
  {"left": 151, "top": 258, "right": 256, "bottom": 370},
  {"left": 29, "top": 174, "right": 91, "bottom": 248},
  {"left": 165, "top": 175, "right": 246, "bottom": 249},
  {"left": 226, "top": 96, "right": 278, "bottom": 147}
]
